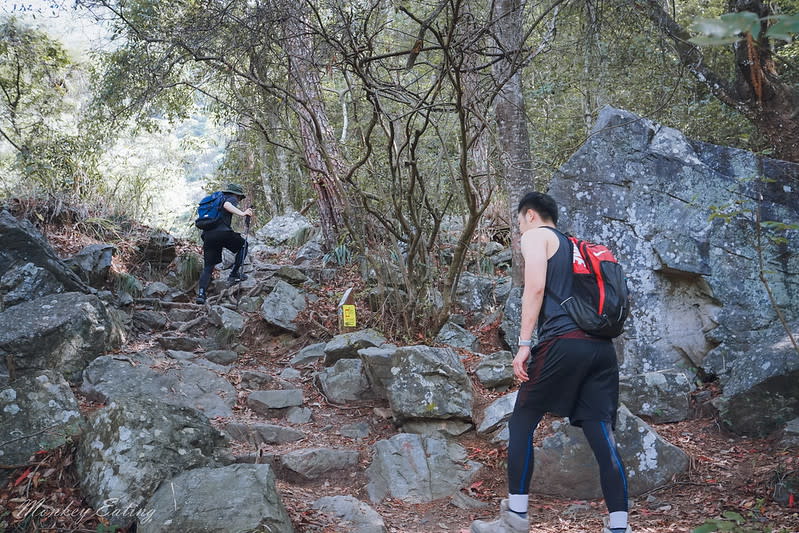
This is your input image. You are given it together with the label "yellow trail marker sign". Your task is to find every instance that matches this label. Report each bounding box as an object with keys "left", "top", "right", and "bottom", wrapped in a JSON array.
[{"left": 338, "top": 288, "right": 357, "bottom": 331}]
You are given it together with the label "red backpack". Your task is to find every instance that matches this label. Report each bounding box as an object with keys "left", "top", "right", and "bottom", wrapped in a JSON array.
[{"left": 555, "top": 233, "right": 631, "bottom": 338}]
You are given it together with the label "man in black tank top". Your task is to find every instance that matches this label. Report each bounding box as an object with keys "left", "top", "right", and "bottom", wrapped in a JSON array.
[{"left": 470, "top": 192, "right": 631, "bottom": 533}]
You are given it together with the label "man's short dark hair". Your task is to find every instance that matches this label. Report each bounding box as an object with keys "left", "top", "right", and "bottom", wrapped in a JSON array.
[{"left": 517, "top": 192, "right": 558, "bottom": 224}]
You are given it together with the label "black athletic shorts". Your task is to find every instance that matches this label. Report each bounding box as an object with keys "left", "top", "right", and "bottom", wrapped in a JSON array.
[
  {"left": 516, "top": 329, "right": 620, "bottom": 429},
  {"left": 201, "top": 228, "right": 245, "bottom": 266}
]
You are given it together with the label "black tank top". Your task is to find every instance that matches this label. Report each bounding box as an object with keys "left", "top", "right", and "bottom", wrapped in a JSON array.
[{"left": 537, "top": 227, "right": 578, "bottom": 341}]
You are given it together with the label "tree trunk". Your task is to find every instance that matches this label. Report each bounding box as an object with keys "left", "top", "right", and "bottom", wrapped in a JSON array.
[
  {"left": 491, "top": 0, "right": 534, "bottom": 286},
  {"left": 282, "top": 7, "right": 349, "bottom": 247}
]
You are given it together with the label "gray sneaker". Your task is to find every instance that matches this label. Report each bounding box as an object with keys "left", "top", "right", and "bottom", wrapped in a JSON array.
[{"left": 470, "top": 499, "right": 529, "bottom": 533}]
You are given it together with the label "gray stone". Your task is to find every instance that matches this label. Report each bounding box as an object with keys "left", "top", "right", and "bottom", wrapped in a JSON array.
[
  {"left": 286, "top": 406, "right": 313, "bottom": 424},
  {"left": 239, "top": 369, "right": 281, "bottom": 390},
  {"left": 132, "top": 309, "right": 168, "bottom": 331},
  {"left": 365, "top": 433, "right": 482, "bottom": 503},
  {"left": 450, "top": 491, "right": 491, "bottom": 510},
  {"left": 312, "top": 495, "right": 386, "bottom": 533},
  {"left": 248, "top": 389, "right": 304, "bottom": 414},
  {"left": 530, "top": 405, "right": 689, "bottom": 498},
  {"left": 275, "top": 265, "right": 310, "bottom": 284},
  {"left": 166, "top": 350, "right": 197, "bottom": 361},
  {"left": 138, "top": 230, "right": 177, "bottom": 265},
  {"left": 619, "top": 370, "right": 693, "bottom": 423},
  {"left": 0, "top": 262, "right": 63, "bottom": 309},
  {"left": 710, "top": 321, "right": 799, "bottom": 436},
  {"left": 0, "top": 371, "right": 82, "bottom": 484},
  {"left": 316, "top": 359, "right": 374, "bottom": 404},
  {"left": 0, "top": 292, "right": 121, "bottom": 383},
  {"left": 358, "top": 345, "right": 398, "bottom": 400},
  {"left": 477, "top": 391, "right": 518, "bottom": 435},
  {"left": 435, "top": 321, "right": 479, "bottom": 351},
  {"left": 290, "top": 342, "right": 326, "bottom": 367},
  {"left": 208, "top": 306, "right": 246, "bottom": 342},
  {"left": 295, "top": 234, "right": 324, "bottom": 265},
  {"left": 500, "top": 287, "right": 524, "bottom": 351},
  {"left": 81, "top": 354, "right": 236, "bottom": 418},
  {"left": 339, "top": 421, "right": 371, "bottom": 440},
  {"left": 204, "top": 349, "right": 238, "bottom": 365},
  {"left": 401, "top": 419, "right": 473, "bottom": 437},
  {"left": 157, "top": 335, "right": 213, "bottom": 352},
  {"left": 142, "top": 281, "right": 171, "bottom": 298},
  {"left": 387, "top": 345, "right": 473, "bottom": 423},
  {"left": 475, "top": 351, "right": 515, "bottom": 389},
  {"left": 64, "top": 244, "right": 115, "bottom": 288},
  {"left": 279, "top": 447, "right": 359, "bottom": 481},
  {"left": 779, "top": 417, "right": 799, "bottom": 449},
  {"left": 140, "top": 464, "right": 293, "bottom": 533},
  {"left": 280, "top": 367, "right": 302, "bottom": 380},
  {"left": 0, "top": 210, "right": 90, "bottom": 300},
  {"left": 546, "top": 107, "right": 799, "bottom": 430},
  {"left": 455, "top": 272, "right": 498, "bottom": 314},
  {"left": 259, "top": 280, "right": 306, "bottom": 332},
  {"left": 324, "top": 329, "right": 388, "bottom": 366},
  {"left": 225, "top": 422, "right": 306, "bottom": 445},
  {"left": 256, "top": 211, "right": 313, "bottom": 245},
  {"left": 76, "top": 398, "right": 229, "bottom": 529}
]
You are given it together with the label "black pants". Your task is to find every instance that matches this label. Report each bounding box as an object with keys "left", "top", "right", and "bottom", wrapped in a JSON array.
[
  {"left": 507, "top": 411, "right": 628, "bottom": 512},
  {"left": 198, "top": 228, "right": 246, "bottom": 291},
  {"left": 507, "top": 332, "right": 628, "bottom": 512}
]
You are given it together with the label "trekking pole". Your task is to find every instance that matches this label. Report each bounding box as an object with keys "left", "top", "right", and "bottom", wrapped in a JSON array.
[{"left": 235, "top": 215, "right": 251, "bottom": 311}]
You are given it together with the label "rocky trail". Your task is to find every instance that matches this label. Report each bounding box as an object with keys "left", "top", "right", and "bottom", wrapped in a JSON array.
[{"left": 2, "top": 108, "right": 799, "bottom": 532}]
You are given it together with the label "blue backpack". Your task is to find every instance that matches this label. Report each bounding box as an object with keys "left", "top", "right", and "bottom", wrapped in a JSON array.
[{"left": 194, "top": 191, "right": 226, "bottom": 230}]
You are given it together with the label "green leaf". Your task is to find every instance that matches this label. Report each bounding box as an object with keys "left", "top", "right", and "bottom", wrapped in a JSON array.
[
  {"left": 693, "top": 523, "right": 719, "bottom": 533},
  {"left": 721, "top": 510, "right": 745, "bottom": 524},
  {"left": 690, "top": 12, "right": 761, "bottom": 45},
  {"left": 765, "top": 15, "right": 799, "bottom": 41}
]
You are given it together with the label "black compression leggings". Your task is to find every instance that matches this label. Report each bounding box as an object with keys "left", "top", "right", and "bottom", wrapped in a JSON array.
[{"left": 507, "top": 409, "right": 628, "bottom": 512}]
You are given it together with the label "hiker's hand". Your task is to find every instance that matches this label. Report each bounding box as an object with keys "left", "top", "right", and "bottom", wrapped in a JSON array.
[
  {"left": 242, "top": 207, "right": 253, "bottom": 217},
  {"left": 513, "top": 347, "right": 531, "bottom": 382}
]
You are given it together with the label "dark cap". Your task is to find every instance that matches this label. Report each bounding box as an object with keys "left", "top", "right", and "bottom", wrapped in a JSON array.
[{"left": 220, "top": 183, "right": 245, "bottom": 198}]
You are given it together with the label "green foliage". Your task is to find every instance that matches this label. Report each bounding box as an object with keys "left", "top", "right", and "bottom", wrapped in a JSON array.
[
  {"left": 323, "top": 242, "right": 354, "bottom": 267},
  {"left": 693, "top": 510, "right": 781, "bottom": 532},
  {"left": 690, "top": 13, "right": 799, "bottom": 45}
]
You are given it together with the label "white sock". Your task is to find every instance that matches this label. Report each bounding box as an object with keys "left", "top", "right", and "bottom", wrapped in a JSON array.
[
  {"left": 508, "top": 493, "right": 528, "bottom": 514},
  {"left": 609, "top": 511, "right": 628, "bottom": 529}
]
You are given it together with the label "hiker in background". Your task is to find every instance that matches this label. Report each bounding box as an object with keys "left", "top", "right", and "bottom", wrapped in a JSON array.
[
  {"left": 195, "top": 183, "right": 253, "bottom": 304},
  {"left": 470, "top": 191, "right": 631, "bottom": 533}
]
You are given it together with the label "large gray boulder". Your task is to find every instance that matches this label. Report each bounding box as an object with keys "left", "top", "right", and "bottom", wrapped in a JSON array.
[
  {"left": 140, "top": 464, "right": 293, "bottom": 533},
  {"left": 259, "top": 280, "right": 307, "bottom": 332},
  {"left": 0, "top": 262, "right": 63, "bottom": 309},
  {"left": 358, "top": 345, "right": 397, "bottom": 399},
  {"left": 387, "top": 345, "right": 473, "bottom": 423},
  {"left": 530, "top": 405, "right": 689, "bottom": 498},
  {"left": 0, "top": 370, "right": 82, "bottom": 484},
  {"left": 208, "top": 305, "right": 246, "bottom": 344},
  {"left": 76, "top": 398, "right": 230, "bottom": 529},
  {"left": 619, "top": 370, "right": 693, "bottom": 423},
  {"left": 63, "top": 244, "right": 115, "bottom": 288},
  {"left": 547, "top": 107, "right": 799, "bottom": 434},
  {"left": 0, "top": 293, "right": 121, "bottom": 383},
  {"left": 81, "top": 354, "right": 236, "bottom": 418},
  {"left": 0, "top": 210, "right": 90, "bottom": 301},
  {"left": 256, "top": 211, "right": 313, "bottom": 245},
  {"left": 475, "top": 351, "right": 515, "bottom": 389},
  {"left": 312, "top": 496, "right": 386, "bottom": 533},
  {"left": 710, "top": 321, "right": 799, "bottom": 436},
  {"left": 365, "top": 433, "right": 482, "bottom": 503},
  {"left": 455, "top": 272, "right": 498, "bottom": 315},
  {"left": 316, "top": 358, "right": 375, "bottom": 403},
  {"left": 279, "top": 447, "right": 360, "bottom": 481},
  {"left": 324, "top": 329, "right": 388, "bottom": 366},
  {"left": 434, "top": 321, "right": 479, "bottom": 351}
]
